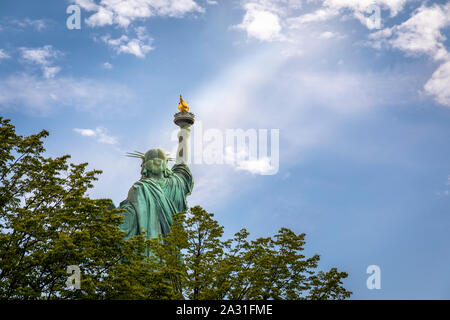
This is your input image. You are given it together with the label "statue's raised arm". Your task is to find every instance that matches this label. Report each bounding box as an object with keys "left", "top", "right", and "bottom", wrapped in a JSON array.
[{"left": 117, "top": 95, "right": 195, "bottom": 255}]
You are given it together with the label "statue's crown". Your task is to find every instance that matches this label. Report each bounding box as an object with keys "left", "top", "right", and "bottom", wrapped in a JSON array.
[{"left": 126, "top": 149, "right": 174, "bottom": 162}]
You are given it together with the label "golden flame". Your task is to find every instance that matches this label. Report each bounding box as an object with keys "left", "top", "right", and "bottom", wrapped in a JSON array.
[{"left": 177, "top": 94, "right": 189, "bottom": 112}]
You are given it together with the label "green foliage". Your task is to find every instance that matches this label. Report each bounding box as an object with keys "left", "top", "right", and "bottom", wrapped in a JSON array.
[
  {"left": 149, "top": 207, "right": 352, "bottom": 300},
  {"left": 0, "top": 117, "right": 352, "bottom": 300},
  {"left": 0, "top": 117, "right": 173, "bottom": 299}
]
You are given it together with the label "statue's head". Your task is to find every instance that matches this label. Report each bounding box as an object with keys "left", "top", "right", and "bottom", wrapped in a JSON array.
[{"left": 141, "top": 148, "right": 173, "bottom": 178}]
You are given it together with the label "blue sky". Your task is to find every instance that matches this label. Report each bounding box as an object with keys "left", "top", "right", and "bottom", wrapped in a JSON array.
[{"left": 1, "top": 0, "right": 450, "bottom": 299}]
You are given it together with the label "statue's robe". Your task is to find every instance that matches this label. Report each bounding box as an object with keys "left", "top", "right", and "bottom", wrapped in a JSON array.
[{"left": 118, "top": 164, "right": 193, "bottom": 245}]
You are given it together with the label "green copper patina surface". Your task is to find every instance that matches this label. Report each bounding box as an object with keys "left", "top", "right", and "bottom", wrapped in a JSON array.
[
  {"left": 118, "top": 148, "right": 193, "bottom": 251},
  {"left": 116, "top": 96, "right": 195, "bottom": 256}
]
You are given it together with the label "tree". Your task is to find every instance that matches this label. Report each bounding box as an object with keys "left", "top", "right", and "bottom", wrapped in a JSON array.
[
  {"left": 151, "top": 207, "right": 352, "bottom": 300},
  {"left": 0, "top": 117, "right": 351, "bottom": 299},
  {"left": 0, "top": 117, "right": 175, "bottom": 299}
]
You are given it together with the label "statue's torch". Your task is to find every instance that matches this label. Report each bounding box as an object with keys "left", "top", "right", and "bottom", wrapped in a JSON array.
[{"left": 174, "top": 95, "right": 195, "bottom": 165}]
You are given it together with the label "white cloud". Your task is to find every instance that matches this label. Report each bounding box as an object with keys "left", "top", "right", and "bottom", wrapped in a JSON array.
[
  {"left": 42, "top": 66, "right": 61, "bottom": 79},
  {"left": 102, "top": 27, "right": 154, "bottom": 58},
  {"left": 70, "top": 1, "right": 204, "bottom": 57},
  {"left": 73, "top": 0, "right": 99, "bottom": 11},
  {"left": 369, "top": 3, "right": 450, "bottom": 60},
  {"left": 73, "top": 0, "right": 204, "bottom": 28},
  {"left": 424, "top": 61, "right": 450, "bottom": 107},
  {"left": 74, "top": 128, "right": 96, "bottom": 136},
  {"left": 233, "top": 1, "right": 450, "bottom": 111},
  {"left": 10, "top": 18, "right": 47, "bottom": 31},
  {"left": 236, "top": 157, "right": 275, "bottom": 175},
  {"left": 20, "top": 45, "right": 60, "bottom": 65},
  {"left": 73, "top": 127, "right": 118, "bottom": 144},
  {"left": 206, "top": 0, "right": 218, "bottom": 5},
  {"left": 86, "top": 6, "right": 114, "bottom": 26},
  {"left": 288, "top": 7, "right": 335, "bottom": 25},
  {"left": 103, "top": 62, "right": 113, "bottom": 69},
  {"left": 0, "top": 49, "right": 10, "bottom": 60},
  {"left": 233, "top": 0, "right": 304, "bottom": 41},
  {"left": 19, "top": 45, "right": 62, "bottom": 78},
  {"left": 234, "top": 4, "right": 283, "bottom": 41},
  {"left": 289, "top": 0, "right": 410, "bottom": 29},
  {"left": 368, "top": 3, "right": 450, "bottom": 108},
  {"left": 233, "top": 0, "right": 410, "bottom": 41},
  {"left": 241, "top": 0, "right": 303, "bottom": 15},
  {"left": 0, "top": 73, "right": 133, "bottom": 115},
  {"left": 318, "top": 31, "right": 338, "bottom": 39},
  {"left": 219, "top": 145, "right": 278, "bottom": 175}
]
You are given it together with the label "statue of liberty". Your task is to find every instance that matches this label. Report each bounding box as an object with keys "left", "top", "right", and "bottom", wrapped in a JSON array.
[{"left": 117, "top": 95, "right": 194, "bottom": 253}]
